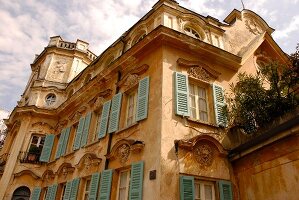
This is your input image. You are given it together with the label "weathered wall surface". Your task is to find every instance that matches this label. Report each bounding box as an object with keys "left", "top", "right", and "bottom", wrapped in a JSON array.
[{"left": 232, "top": 134, "right": 299, "bottom": 200}]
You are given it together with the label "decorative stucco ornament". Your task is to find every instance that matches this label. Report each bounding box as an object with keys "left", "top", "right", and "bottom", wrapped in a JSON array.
[
  {"left": 193, "top": 143, "right": 214, "bottom": 167},
  {"left": 124, "top": 74, "right": 139, "bottom": 90},
  {"left": 245, "top": 18, "right": 262, "bottom": 35},
  {"left": 188, "top": 67, "right": 211, "bottom": 81},
  {"left": 117, "top": 144, "right": 130, "bottom": 165}
]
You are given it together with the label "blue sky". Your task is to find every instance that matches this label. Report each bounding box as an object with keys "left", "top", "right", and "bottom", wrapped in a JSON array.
[{"left": 0, "top": 0, "right": 298, "bottom": 111}]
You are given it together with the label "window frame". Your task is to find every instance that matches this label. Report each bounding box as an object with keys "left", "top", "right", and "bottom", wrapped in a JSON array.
[
  {"left": 194, "top": 180, "right": 216, "bottom": 200},
  {"left": 125, "top": 90, "right": 138, "bottom": 127},
  {"left": 116, "top": 169, "right": 131, "bottom": 200},
  {"left": 27, "top": 134, "right": 45, "bottom": 152},
  {"left": 83, "top": 177, "right": 91, "bottom": 200},
  {"left": 188, "top": 79, "right": 211, "bottom": 123}
]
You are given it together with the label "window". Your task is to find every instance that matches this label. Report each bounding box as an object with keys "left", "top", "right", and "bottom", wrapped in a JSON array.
[
  {"left": 45, "top": 93, "right": 56, "bottom": 106},
  {"left": 28, "top": 135, "right": 45, "bottom": 152},
  {"left": 194, "top": 180, "right": 215, "bottom": 200},
  {"left": 83, "top": 178, "right": 91, "bottom": 200},
  {"left": 126, "top": 91, "right": 137, "bottom": 126},
  {"left": 184, "top": 26, "right": 201, "bottom": 39},
  {"left": 189, "top": 83, "right": 208, "bottom": 122},
  {"left": 59, "top": 183, "right": 66, "bottom": 200},
  {"left": 117, "top": 170, "right": 131, "bottom": 200}
]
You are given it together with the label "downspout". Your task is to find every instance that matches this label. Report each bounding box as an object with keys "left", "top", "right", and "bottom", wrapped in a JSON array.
[{"left": 104, "top": 69, "right": 122, "bottom": 170}]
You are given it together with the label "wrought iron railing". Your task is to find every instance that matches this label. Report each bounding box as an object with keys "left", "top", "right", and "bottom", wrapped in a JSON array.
[{"left": 19, "top": 151, "right": 42, "bottom": 164}]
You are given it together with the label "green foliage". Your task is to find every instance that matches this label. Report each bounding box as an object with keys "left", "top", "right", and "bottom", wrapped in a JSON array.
[{"left": 227, "top": 47, "right": 299, "bottom": 134}]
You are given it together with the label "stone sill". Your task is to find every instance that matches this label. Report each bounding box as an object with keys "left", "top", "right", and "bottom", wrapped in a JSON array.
[
  {"left": 115, "top": 122, "right": 139, "bottom": 134},
  {"left": 187, "top": 117, "right": 219, "bottom": 128}
]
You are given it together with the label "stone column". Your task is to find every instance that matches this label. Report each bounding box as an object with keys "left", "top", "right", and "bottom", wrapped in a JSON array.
[{"left": 0, "top": 116, "right": 31, "bottom": 200}]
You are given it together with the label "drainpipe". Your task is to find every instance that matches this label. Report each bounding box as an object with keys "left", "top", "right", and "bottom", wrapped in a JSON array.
[{"left": 104, "top": 70, "right": 121, "bottom": 169}]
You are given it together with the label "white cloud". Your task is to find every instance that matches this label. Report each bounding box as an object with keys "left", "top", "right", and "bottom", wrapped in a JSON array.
[{"left": 273, "top": 15, "right": 299, "bottom": 39}]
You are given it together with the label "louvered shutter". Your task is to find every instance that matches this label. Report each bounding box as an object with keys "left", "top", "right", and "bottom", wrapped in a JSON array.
[
  {"left": 45, "top": 186, "right": 52, "bottom": 200},
  {"left": 98, "top": 100, "right": 111, "bottom": 139},
  {"left": 73, "top": 117, "right": 85, "bottom": 150},
  {"left": 31, "top": 187, "right": 41, "bottom": 200},
  {"left": 50, "top": 184, "right": 58, "bottom": 200},
  {"left": 129, "top": 161, "right": 144, "bottom": 200},
  {"left": 212, "top": 84, "right": 227, "bottom": 127},
  {"left": 88, "top": 172, "right": 101, "bottom": 200},
  {"left": 180, "top": 176, "right": 194, "bottom": 200},
  {"left": 61, "top": 127, "right": 70, "bottom": 156},
  {"left": 136, "top": 77, "right": 150, "bottom": 121},
  {"left": 63, "top": 181, "right": 72, "bottom": 200},
  {"left": 55, "top": 129, "right": 66, "bottom": 159},
  {"left": 108, "top": 93, "right": 122, "bottom": 133},
  {"left": 99, "top": 169, "right": 113, "bottom": 200},
  {"left": 81, "top": 112, "right": 92, "bottom": 147},
  {"left": 70, "top": 178, "right": 80, "bottom": 200},
  {"left": 39, "top": 134, "right": 55, "bottom": 162},
  {"left": 174, "top": 72, "right": 190, "bottom": 116},
  {"left": 218, "top": 180, "right": 233, "bottom": 200}
]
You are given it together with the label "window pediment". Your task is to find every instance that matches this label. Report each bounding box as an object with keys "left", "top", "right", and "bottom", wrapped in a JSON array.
[
  {"left": 75, "top": 153, "right": 102, "bottom": 170},
  {"left": 177, "top": 58, "right": 221, "bottom": 81}
]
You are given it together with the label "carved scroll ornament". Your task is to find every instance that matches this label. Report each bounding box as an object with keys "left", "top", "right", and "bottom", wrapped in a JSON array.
[
  {"left": 106, "top": 139, "right": 144, "bottom": 165},
  {"left": 76, "top": 153, "right": 102, "bottom": 170}
]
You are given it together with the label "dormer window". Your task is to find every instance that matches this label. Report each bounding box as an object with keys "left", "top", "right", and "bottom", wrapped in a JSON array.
[
  {"left": 45, "top": 93, "right": 56, "bottom": 106},
  {"left": 184, "top": 26, "right": 201, "bottom": 39}
]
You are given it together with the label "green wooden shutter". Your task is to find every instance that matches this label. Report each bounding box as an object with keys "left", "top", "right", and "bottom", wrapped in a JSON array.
[
  {"left": 108, "top": 93, "right": 122, "bottom": 133},
  {"left": 213, "top": 84, "right": 227, "bottom": 127},
  {"left": 31, "top": 187, "right": 41, "bottom": 200},
  {"left": 81, "top": 112, "right": 92, "bottom": 147},
  {"left": 73, "top": 117, "right": 85, "bottom": 150},
  {"left": 50, "top": 184, "right": 58, "bottom": 200},
  {"left": 174, "top": 72, "right": 190, "bottom": 116},
  {"left": 136, "top": 77, "right": 150, "bottom": 121},
  {"left": 98, "top": 100, "right": 111, "bottom": 139},
  {"left": 55, "top": 129, "right": 66, "bottom": 159},
  {"left": 70, "top": 178, "right": 80, "bottom": 200},
  {"left": 99, "top": 169, "right": 113, "bottom": 200},
  {"left": 88, "top": 172, "right": 101, "bottom": 200},
  {"left": 218, "top": 180, "right": 233, "bottom": 200},
  {"left": 129, "top": 161, "right": 144, "bottom": 200},
  {"left": 63, "top": 181, "right": 72, "bottom": 200},
  {"left": 39, "top": 134, "right": 55, "bottom": 162},
  {"left": 45, "top": 186, "right": 52, "bottom": 200},
  {"left": 180, "top": 176, "right": 194, "bottom": 200},
  {"left": 61, "top": 127, "right": 71, "bottom": 156}
]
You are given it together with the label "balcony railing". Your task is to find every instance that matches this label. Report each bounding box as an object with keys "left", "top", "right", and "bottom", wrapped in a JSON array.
[{"left": 19, "top": 151, "right": 43, "bottom": 164}]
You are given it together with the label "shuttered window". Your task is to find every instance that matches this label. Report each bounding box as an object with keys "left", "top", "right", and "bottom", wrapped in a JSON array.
[
  {"left": 99, "top": 169, "right": 113, "bottom": 200},
  {"left": 136, "top": 76, "right": 150, "bottom": 121},
  {"left": 174, "top": 72, "right": 190, "bottom": 116},
  {"left": 63, "top": 181, "right": 72, "bottom": 200},
  {"left": 180, "top": 176, "right": 194, "bottom": 200},
  {"left": 45, "top": 184, "right": 58, "bottom": 200},
  {"left": 55, "top": 129, "right": 66, "bottom": 159},
  {"left": 73, "top": 117, "right": 85, "bottom": 150},
  {"left": 98, "top": 100, "right": 111, "bottom": 139},
  {"left": 70, "top": 178, "right": 80, "bottom": 200},
  {"left": 218, "top": 181, "right": 232, "bottom": 200},
  {"left": 212, "top": 84, "right": 227, "bottom": 127},
  {"left": 39, "top": 134, "right": 55, "bottom": 162},
  {"left": 61, "top": 127, "right": 70, "bottom": 155},
  {"left": 126, "top": 91, "right": 137, "bottom": 126},
  {"left": 108, "top": 93, "right": 122, "bottom": 133},
  {"left": 117, "top": 170, "right": 130, "bottom": 200},
  {"left": 88, "top": 172, "right": 100, "bottom": 200},
  {"left": 31, "top": 187, "right": 41, "bottom": 200},
  {"left": 81, "top": 112, "right": 92, "bottom": 147},
  {"left": 129, "top": 161, "right": 144, "bottom": 200}
]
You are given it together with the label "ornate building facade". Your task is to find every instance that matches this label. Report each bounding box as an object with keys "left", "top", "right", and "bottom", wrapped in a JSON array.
[{"left": 0, "top": 0, "right": 298, "bottom": 200}]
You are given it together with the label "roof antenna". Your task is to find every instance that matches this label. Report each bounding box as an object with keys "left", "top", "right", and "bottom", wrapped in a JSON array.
[{"left": 241, "top": 0, "right": 246, "bottom": 9}]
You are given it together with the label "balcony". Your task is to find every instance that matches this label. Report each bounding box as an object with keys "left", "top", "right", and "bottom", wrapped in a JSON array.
[{"left": 19, "top": 151, "right": 43, "bottom": 164}]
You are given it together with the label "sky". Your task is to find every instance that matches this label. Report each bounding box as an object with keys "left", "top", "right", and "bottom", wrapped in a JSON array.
[{"left": 0, "top": 0, "right": 298, "bottom": 112}]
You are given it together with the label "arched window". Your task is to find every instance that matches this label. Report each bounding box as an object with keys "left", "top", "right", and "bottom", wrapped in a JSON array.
[
  {"left": 45, "top": 93, "right": 56, "bottom": 106},
  {"left": 12, "top": 186, "right": 30, "bottom": 200},
  {"left": 184, "top": 26, "right": 201, "bottom": 39}
]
